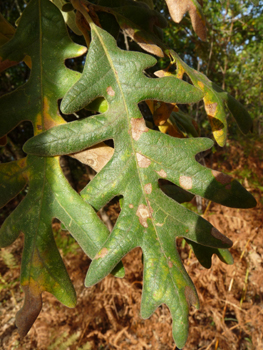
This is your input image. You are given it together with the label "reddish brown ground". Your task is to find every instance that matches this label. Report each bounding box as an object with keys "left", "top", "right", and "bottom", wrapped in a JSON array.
[{"left": 0, "top": 139, "right": 262, "bottom": 350}]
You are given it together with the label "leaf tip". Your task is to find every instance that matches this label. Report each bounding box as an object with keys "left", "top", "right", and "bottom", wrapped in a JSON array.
[
  {"left": 211, "top": 227, "right": 232, "bottom": 247},
  {"left": 16, "top": 285, "right": 42, "bottom": 337},
  {"left": 184, "top": 285, "right": 199, "bottom": 308}
]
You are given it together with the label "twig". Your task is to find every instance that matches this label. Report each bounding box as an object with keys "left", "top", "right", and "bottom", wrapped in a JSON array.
[
  {"left": 123, "top": 30, "right": 130, "bottom": 51},
  {"left": 15, "top": 0, "right": 22, "bottom": 15}
]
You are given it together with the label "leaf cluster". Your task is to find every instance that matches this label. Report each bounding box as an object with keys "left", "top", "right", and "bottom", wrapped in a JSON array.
[{"left": 0, "top": 0, "right": 257, "bottom": 348}]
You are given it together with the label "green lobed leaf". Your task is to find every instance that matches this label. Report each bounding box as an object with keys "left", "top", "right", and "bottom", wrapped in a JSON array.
[
  {"left": 0, "top": 155, "right": 111, "bottom": 336},
  {"left": 0, "top": 0, "right": 121, "bottom": 337},
  {"left": 24, "top": 21, "right": 256, "bottom": 347},
  {"left": 0, "top": 0, "right": 86, "bottom": 137},
  {"left": 169, "top": 50, "right": 253, "bottom": 146}
]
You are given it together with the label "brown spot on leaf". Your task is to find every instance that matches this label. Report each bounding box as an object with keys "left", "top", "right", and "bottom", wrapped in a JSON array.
[
  {"left": 129, "top": 204, "right": 134, "bottom": 209},
  {"left": 179, "top": 176, "right": 192, "bottom": 190},
  {"left": 211, "top": 227, "right": 232, "bottom": 246},
  {"left": 184, "top": 285, "right": 198, "bottom": 307},
  {"left": 155, "top": 223, "right": 164, "bottom": 227},
  {"left": 106, "top": 86, "right": 115, "bottom": 96},
  {"left": 18, "top": 158, "right": 26, "bottom": 168},
  {"left": 136, "top": 204, "right": 151, "bottom": 228},
  {"left": 94, "top": 247, "right": 109, "bottom": 260},
  {"left": 131, "top": 118, "right": 149, "bottom": 141},
  {"left": 156, "top": 169, "right": 167, "bottom": 178},
  {"left": 136, "top": 153, "right": 151, "bottom": 168},
  {"left": 16, "top": 285, "right": 42, "bottom": 337},
  {"left": 212, "top": 170, "right": 232, "bottom": 185},
  {"left": 205, "top": 102, "right": 218, "bottom": 117},
  {"left": 144, "top": 183, "right": 152, "bottom": 194},
  {"left": 168, "top": 261, "right": 173, "bottom": 268},
  {"left": 146, "top": 199, "right": 154, "bottom": 216}
]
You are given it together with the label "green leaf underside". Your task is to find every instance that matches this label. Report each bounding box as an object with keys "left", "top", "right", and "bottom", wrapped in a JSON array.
[
  {"left": 170, "top": 50, "right": 253, "bottom": 146},
  {"left": 24, "top": 22, "right": 256, "bottom": 348},
  {"left": 0, "top": 0, "right": 86, "bottom": 138}
]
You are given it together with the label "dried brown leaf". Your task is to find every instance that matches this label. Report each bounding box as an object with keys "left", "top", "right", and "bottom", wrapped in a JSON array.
[
  {"left": 165, "top": 0, "right": 206, "bottom": 40},
  {"left": 70, "top": 142, "right": 114, "bottom": 172}
]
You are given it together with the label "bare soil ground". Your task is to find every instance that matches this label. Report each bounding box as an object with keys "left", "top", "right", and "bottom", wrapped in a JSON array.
[{"left": 0, "top": 139, "right": 262, "bottom": 350}]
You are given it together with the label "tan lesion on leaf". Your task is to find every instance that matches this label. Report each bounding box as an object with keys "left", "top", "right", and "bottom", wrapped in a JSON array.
[
  {"left": 179, "top": 175, "right": 192, "bottom": 190},
  {"left": 94, "top": 247, "right": 109, "bottom": 260},
  {"left": 136, "top": 204, "right": 152, "bottom": 228},
  {"left": 136, "top": 153, "right": 151, "bottom": 168},
  {"left": 205, "top": 101, "right": 218, "bottom": 117},
  {"left": 106, "top": 86, "right": 115, "bottom": 96},
  {"left": 144, "top": 183, "right": 152, "bottom": 194},
  {"left": 204, "top": 99, "right": 224, "bottom": 139},
  {"left": 156, "top": 169, "right": 167, "bottom": 178},
  {"left": 168, "top": 260, "right": 173, "bottom": 268},
  {"left": 130, "top": 118, "right": 149, "bottom": 141}
]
